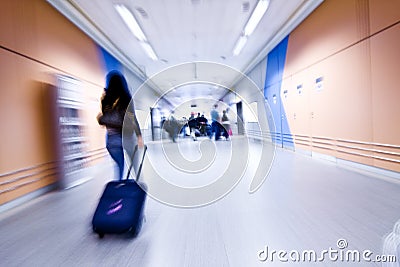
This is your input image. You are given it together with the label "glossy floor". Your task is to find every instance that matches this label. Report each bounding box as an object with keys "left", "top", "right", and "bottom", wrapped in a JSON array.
[{"left": 1, "top": 137, "right": 399, "bottom": 267}]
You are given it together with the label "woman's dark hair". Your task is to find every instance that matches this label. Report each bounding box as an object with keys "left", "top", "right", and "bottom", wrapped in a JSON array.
[{"left": 101, "top": 70, "right": 132, "bottom": 112}]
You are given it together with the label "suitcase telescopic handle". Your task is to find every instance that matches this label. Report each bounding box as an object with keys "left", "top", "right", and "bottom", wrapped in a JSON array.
[{"left": 126, "top": 144, "right": 147, "bottom": 181}]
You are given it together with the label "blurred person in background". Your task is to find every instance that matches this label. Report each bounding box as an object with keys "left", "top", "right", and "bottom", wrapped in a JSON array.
[
  {"left": 197, "top": 113, "right": 209, "bottom": 136},
  {"left": 210, "top": 104, "right": 221, "bottom": 140},
  {"left": 164, "top": 111, "right": 180, "bottom": 143},
  {"left": 188, "top": 112, "right": 198, "bottom": 141},
  {"left": 221, "top": 109, "right": 230, "bottom": 140}
]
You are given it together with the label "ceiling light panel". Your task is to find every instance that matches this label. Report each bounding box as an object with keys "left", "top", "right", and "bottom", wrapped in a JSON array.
[
  {"left": 244, "top": 0, "right": 270, "bottom": 36},
  {"left": 140, "top": 42, "right": 158, "bottom": 61},
  {"left": 114, "top": 4, "right": 147, "bottom": 41},
  {"left": 233, "top": 35, "right": 247, "bottom": 56}
]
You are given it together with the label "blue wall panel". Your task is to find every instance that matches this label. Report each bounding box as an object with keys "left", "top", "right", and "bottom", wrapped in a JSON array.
[
  {"left": 264, "top": 36, "right": 294, "bottom": 149},
  {"left": 97, "top": 46, "right": 122, "bottom": 73}
]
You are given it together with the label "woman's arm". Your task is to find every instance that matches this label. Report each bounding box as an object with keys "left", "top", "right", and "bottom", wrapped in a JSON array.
[{"left": 126, "top": 103, "right": 144, "bottom": 148}]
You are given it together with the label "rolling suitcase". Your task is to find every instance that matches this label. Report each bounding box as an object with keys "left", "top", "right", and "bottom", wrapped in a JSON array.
[{"left": 92, "top": 145, "right": 147, "bottom": 238}]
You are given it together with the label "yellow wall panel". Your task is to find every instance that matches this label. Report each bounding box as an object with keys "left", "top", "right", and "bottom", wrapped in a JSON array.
[
  {"left": 281, "top": 72, "right": 312, "bottom": 137},
  {"left": 370, "top": 24, "right": 400, "bottom": 145},
  {"left": 0, "top": 1, "right": 38, "bottom": 56},
  {"left": 369, "top": 0, "right": 400, "bottom": 34},
  {"left": 374, "top": 159, "right": 400, "bottom": 173},
  {"left": 310, "top": 42, "right": 372, "bottom": 142},
  {"left": 35, "top": 0, "right": 105, "bottom": 82},
  {"left": 0, "top": 0, "right": 107, "bottom": 206},
  {"left": 2, "top": 175, "right": 55, "bottom": 205},
  {"left": 282, "top": 0, "right": 399, "bottom": 172},
  {"left": 285, "top": 0, "right": 364, "bottom": 77}
]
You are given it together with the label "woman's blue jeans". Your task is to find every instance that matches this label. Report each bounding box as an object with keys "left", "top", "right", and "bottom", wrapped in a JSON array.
[
  {"left": 106, "top": 133, "right": 124, "bottom": 180},
  {"left": 106, "top": 132, "right": 139, "bottom": 180}
]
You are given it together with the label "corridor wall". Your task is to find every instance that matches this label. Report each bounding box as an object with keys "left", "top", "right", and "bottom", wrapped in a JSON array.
[
  {"left": 0, "top": 0, "right": 139, "bottom": 207},
  {"left": 264, "top": 0, "right": 400, "bottom": 173}
]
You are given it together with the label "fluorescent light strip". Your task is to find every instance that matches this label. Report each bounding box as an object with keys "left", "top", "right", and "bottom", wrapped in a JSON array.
[
  {"left": 115, "top": 4, "right": 158, "bottom": 60},
  {"left": 233, "top": 35, "right": 247, "bottom": 56},
  {"left": 244, "top": 0, "right": 270, "bottom": 36},
  {"left": 140, "top": 42, "right": 158, "bottom": 61},
  {"left": 232, "top": 0, "right": 269, "bottom": 56},
  {"left": 115, "top": 4, "right": 147, "bottom": 42}
]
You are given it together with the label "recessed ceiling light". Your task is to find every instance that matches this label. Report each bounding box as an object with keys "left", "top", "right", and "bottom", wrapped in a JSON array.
[
  {"left": 244, "top": 0, "right": 270, "bottom": 36},
  {"left": 115, "top": 4, "right": 146, "bottom": 41},
  {"left": 140, "top": 42, "right": 158, "bottom": 61},
  {"left": 233, "top": 0, "right": 270, "bottom": 56},
  {"left": 233, "top": 35, "right": 247, "bottom": 56},
  {"left": 115, "top": 4, "right": 158, "bottom": 60}
]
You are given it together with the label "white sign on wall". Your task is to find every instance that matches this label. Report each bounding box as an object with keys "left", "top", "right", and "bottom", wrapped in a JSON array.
[
  {"left": 315, "top": 76, "right": 324, "bottom": 92},
  {"left": 283, "top": 89, "right": 288, "bottom": 98},
  {"left": 297, "top": 84, "right": 303, "bottom": 95}
]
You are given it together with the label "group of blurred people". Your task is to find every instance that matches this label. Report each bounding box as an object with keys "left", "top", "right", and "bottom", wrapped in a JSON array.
[
  {"left": 187, "top": 112, "right": 209, "bottom": 141},
  {"left": 162, "top": 104, "right": 232, "bottom": 143}
]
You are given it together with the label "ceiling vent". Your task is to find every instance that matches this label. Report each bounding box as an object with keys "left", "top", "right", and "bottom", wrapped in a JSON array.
[
  {"left": 135, "top": 7, "right": 148, "bottom": 19},
  {"left": 242, "top": 1, "right": 250, "bottom": 12}
]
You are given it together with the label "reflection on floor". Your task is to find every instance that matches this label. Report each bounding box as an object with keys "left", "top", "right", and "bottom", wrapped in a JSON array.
[{"left": 1, "top": 137, "right": 399, "bottom": 267}]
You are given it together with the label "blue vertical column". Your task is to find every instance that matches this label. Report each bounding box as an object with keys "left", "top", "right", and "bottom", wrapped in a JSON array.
[
  {"left": 264, "top": 36, "right": 293, "bottom": 149},
  {"left": 97, "top": 46, "right": 122, "bottom": 74}
]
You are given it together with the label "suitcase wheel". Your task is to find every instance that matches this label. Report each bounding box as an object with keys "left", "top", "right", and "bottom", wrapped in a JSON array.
[{"left": 93, "top": 227, "right": 105, "bottom": 239}]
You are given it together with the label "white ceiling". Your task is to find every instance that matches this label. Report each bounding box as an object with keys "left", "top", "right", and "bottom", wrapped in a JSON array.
[{"left": 47, "top": 0, "right": 323, "bottom": 109}]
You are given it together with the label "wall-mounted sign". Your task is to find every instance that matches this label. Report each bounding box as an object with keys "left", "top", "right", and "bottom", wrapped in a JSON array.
[
  {"left": 272, "top": 94, "right": 277, "bottom": 104},
  {"left": 283, "top": 89, "right": 288, "bottom": 98},
  {"left": 315, "top": 76, "right": 324, "bottom": 92},
  {"left": 297, "top": 84, "right": 303, "bottom": 95}
]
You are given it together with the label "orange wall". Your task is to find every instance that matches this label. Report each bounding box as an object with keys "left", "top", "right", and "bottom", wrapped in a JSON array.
[
  {"left": 281, "top": 0, "right": 400, "bottom": 172},
  {"left": 0, "top": 0, "right": 107, "bottom": 205}
]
